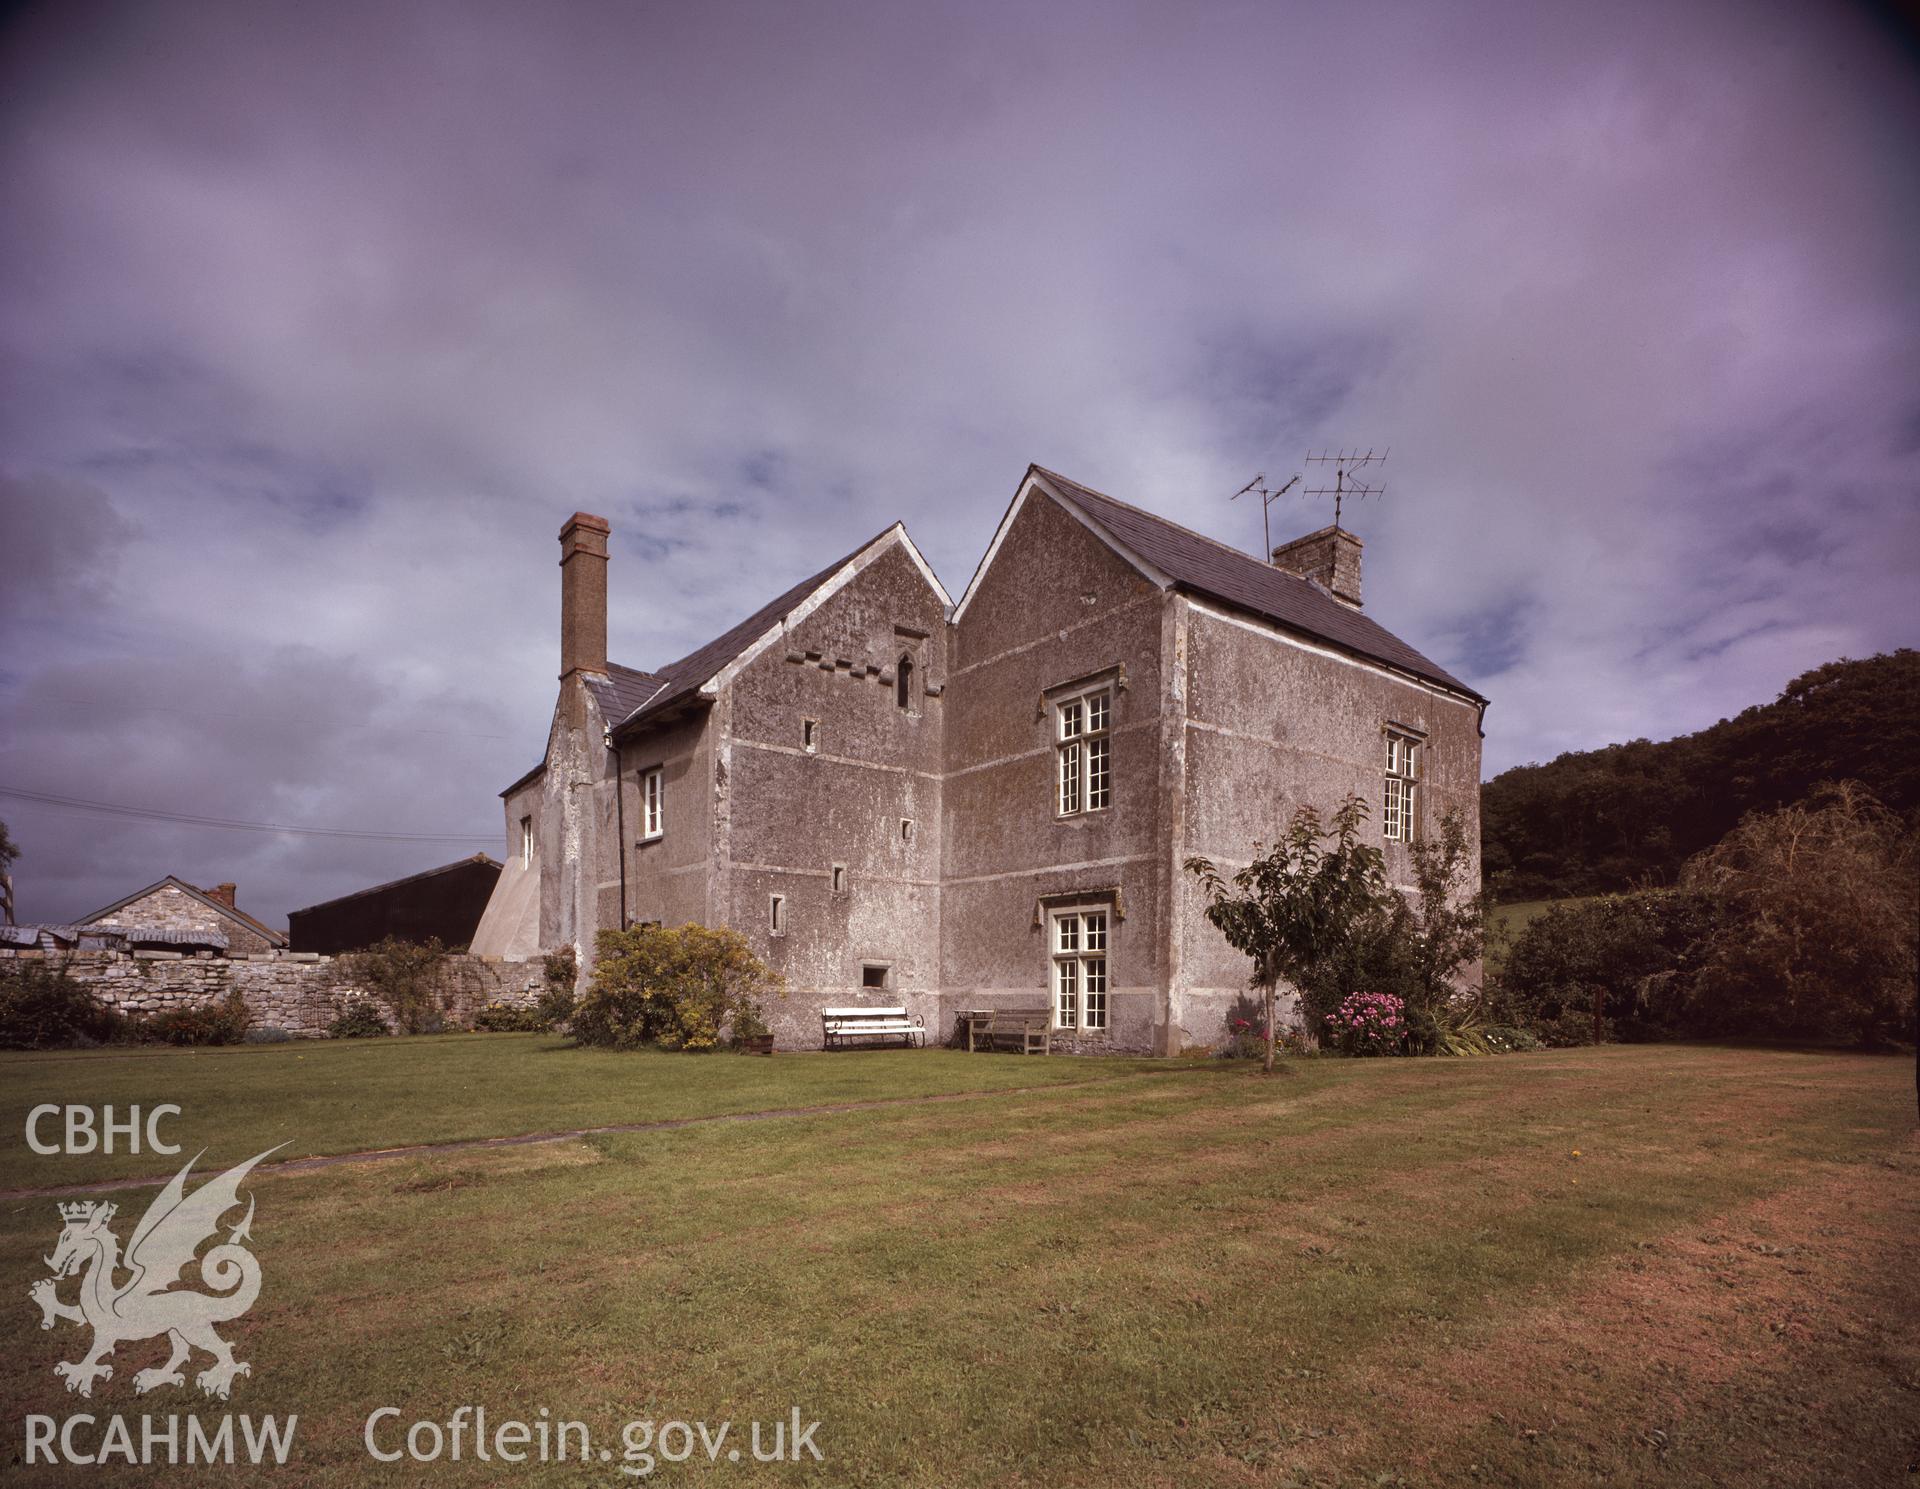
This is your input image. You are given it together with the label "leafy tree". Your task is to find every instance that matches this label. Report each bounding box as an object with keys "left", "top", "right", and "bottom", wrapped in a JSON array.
[
  {"left": 1495, "top": 889, "right": 1720, "bottom": 1045},
  {"left": 1185, "top": 795, "right": 1388, "bottom": 1073},
  {"left": 573, "top": 923, "right": 785, "bottom": 1051},
  {"left": 1482, "top": 650, "right": 1920, "bottom": 900},
  {"left": 1382, "top": 811, "right": 1489, "bottom": 1050},
  {"left": 0, "top": 957, "right": 124, "bottom": 1049},
  {"left": 0, "top": 818, "right": 17, "bottom": 926},
  {"left": 1681, "top": 782, "right": 1918, "bottom": 1047}
]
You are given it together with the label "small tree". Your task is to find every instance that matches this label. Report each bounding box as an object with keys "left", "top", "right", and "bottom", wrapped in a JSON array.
[
  {"left": 1379, "top": 810, "right": 1490, "bottom": 1051},
  {"left": 0, "top": 818, "right": 18, "bottom": 926},
  {"left": 1681, "top": 781, "right": 1918, "bottom": 1047},
  {"left": 1185, "top": 795, "right": 1388, "bottom": 1073}
]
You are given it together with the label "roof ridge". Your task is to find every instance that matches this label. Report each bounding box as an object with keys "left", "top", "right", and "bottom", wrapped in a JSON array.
[
  {"left": 1030, "top": 465, "right": 1482, "bottom": 702},
  {"left": 1035, "top": 465, "right": 1303, "bottom": 575},
  {"left": 642, "top": 523, "right": 897, "bottom": 679}
]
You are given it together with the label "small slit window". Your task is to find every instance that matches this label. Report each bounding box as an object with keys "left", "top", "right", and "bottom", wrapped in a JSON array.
[
  {"left": 519, "top": 815, "right": 533, "bottom": 868},
  {"left": 769, "top": 894, "right": 786, "bottom": 936},
  {"left": 895, "top": 655, "right": 914, "bottom": 711},
  {"left": 640, "top": 767, "right": 664, "bottom": 840},
  {"left": 802, "top": 719, "right": 819, "bottom": 754},
  {"left": 831, "top": 864, "right": 847, "bottom": 895},
  {"left": 901, "top": 818, "right": 914, "bottom": 843}
]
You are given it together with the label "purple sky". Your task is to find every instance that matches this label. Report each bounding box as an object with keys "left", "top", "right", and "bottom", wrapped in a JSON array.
[{"left": 3, "top": 0, "right": 1917, "bottom": 929}]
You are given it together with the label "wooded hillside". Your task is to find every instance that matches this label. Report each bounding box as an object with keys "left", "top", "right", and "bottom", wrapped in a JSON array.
[{"left": 1482, "top": 649, "right": 1920, "bottom": 900}]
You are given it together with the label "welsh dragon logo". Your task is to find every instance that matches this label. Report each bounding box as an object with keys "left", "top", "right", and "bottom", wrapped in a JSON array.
[{"left": 28, "top": 1147, "right": 282, "bottom": 1399}]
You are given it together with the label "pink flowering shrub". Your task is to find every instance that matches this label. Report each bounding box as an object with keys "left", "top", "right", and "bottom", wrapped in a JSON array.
[{"left": 1324, "top": 991, "right": 1407, "bottom": 1056}]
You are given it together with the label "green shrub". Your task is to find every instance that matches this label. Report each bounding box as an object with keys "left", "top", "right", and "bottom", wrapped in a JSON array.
[
  {"left": 727, "top": 999, "right": 771, "bottom": 1047},
  {"left": 573, "top": 923, "right": 785, "bottom": 1051},
  {"left": 340, "top": 937, "right": 452, "bottom": 1034},
  {"left": 1482, "top": 1024, "right": 1542, "bottom": 1054},
  {"left": 1494, "top": 888, "right": 1720, "bottom": 1044},
  {"left": 135, "top": 990, "right": 252, "bottom": 1046},
  {"left": 0, "top": 958, "right": 124, "bottom": 1049},
  {"left": 537, "top": 947, "right": 577, "bottom": 1027},
  {"left": 328, "top": 999, "right": 391, "bottom": 1038},
  {"left": 244, "top": 1025, "right": 297, "bottom": 1044},
  {"left": 472, "top": 1000, "right": 551, "bottom": 1033}
]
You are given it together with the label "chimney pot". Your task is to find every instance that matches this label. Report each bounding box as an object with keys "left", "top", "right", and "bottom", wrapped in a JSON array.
[
  {"left": 1270, "top": 524, "right": 1364, "bottom": 607},
  {"left": 559, "top": 512, "right": 611, "bottom": 679}
]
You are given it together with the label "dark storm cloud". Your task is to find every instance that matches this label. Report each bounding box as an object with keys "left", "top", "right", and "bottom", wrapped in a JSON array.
[{"left": 2, "top": 0, "right": 1917, "bottom": 924}]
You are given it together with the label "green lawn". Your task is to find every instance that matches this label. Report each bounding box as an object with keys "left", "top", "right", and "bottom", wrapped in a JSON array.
[
  {"left": 0, "top": 1036, "right": 1166, "bottom": 1191},
  {"left": 2, "top": 1041, "right": 1913, "bottom": 1486}
]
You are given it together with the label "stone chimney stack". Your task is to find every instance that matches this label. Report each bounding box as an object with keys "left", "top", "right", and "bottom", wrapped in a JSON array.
[
  {"left": 208, "top": 883, "right": 237, "bottom": 909},
  {"left": 558, "top": 512, "right": 611, "bottom": 679},
  {"left": 1271, "top": 525, "right": 1363, "bottom": 608}
]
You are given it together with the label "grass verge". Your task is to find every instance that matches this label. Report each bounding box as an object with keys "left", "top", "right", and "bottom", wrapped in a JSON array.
[{"left": 1, "top": 1043, "right": 1913, "bottom": 1486}]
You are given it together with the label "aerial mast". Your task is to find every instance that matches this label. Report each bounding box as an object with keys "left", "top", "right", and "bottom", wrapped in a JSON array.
[
  {"left": 1302, "top": 446, "right": 1388, "bottom": 529},
  {"left": 1230, "top": 471, "right": 1301, "bottom": 556}
]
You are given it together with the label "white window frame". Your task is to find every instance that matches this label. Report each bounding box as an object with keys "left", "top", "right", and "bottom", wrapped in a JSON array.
[
  {"left": 1383, "top": 732, "right": 1419, "bottom": 842},
  {"left": 519, "top": 815, "right": 533, "bottom": 868},
  {"left": 1049, "top": 905, "right": 1110, "bottom": 1031},
  {"left": 1055, "top": 687, "right": 1112, "bottom": 817},
  {"left": 640, "top": 766, "right": 664, "bottom": 841}
]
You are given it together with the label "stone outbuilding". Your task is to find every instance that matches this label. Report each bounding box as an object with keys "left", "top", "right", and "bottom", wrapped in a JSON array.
[
  {"left": 475, "top": 466, "right": 1487, "bottom": 1053},
  {"left": 80, "top": 876, "right": 287, "bottom": 955}
]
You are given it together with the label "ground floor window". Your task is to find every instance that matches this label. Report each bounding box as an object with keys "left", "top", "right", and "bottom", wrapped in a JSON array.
[{"left": 1050, "top": 907, "right": 1109, "bottom": 1030}]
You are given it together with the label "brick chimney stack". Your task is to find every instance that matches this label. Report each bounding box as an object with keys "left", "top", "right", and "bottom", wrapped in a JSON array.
[
  {"left": 1271, "top": 525, "right": 1363, "bottom": 608},
  {"left": 559, "top": 512, "right": 611, "bottom": 680},
  {"left": 208, "top": 883, "right": 237, "bottom": 909}
]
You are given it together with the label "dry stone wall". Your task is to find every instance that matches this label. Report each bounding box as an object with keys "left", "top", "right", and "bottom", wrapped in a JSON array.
[{"left": 0, "top": 947, "right": 544, "bottom": 1038}]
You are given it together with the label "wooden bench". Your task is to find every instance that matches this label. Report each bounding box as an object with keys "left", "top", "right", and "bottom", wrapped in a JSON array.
[
  {"left": 960, "top": 1008, "right": 1052, "bottom": 1055},
  {"left": 822, "top": 1006, "right": 925, "bottom": 1050}
]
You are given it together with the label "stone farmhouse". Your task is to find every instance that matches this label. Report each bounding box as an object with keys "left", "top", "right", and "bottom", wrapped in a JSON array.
[
  {"left": 79, "top": 876, "right": 287, "bottom": 955},
  {"left": 470, "top": 465, "right": 1487, "bottom": 1054}
]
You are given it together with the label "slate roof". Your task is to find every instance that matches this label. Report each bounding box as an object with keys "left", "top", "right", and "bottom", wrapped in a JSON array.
[
  {"left": 1034, "top": 467, "right": 1484, "bottom": 702},
  {"left": 602, "top": 528, "right": 893, "bottom": 736},
  {"left": 582, "top": 663, "right": 668, "bottom": 736},
  {"left": 288, "top": 853, "right": 502, "bottom": 917}
]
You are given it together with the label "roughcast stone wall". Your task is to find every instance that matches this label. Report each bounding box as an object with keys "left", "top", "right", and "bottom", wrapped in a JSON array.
[{"left": 0, "top": 947, "right": 544, "bottom": 1038}]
